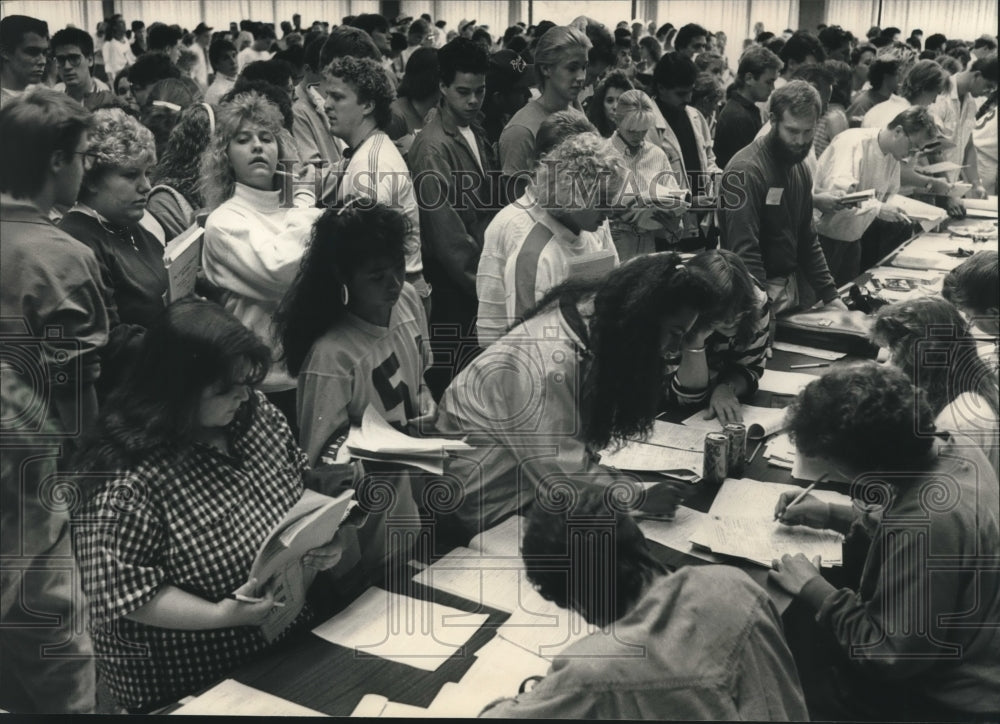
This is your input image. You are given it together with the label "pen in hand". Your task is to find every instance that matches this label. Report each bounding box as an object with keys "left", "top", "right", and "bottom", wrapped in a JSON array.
[
  {"left": 227, "top": 593, "right": 285, "bottom": 608},
  {"left": 774, "top": 482, "right": 817, "bottom": 522}
]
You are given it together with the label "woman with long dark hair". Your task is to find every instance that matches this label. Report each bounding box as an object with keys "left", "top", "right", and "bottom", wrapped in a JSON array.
[{"left": 584, "top": 69, "right": 633, "bottom": 137}]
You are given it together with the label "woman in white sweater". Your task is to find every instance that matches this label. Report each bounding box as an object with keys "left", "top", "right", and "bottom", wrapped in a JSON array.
[{"left": 201, "top": 91, "right": 321, "bottom": 424}]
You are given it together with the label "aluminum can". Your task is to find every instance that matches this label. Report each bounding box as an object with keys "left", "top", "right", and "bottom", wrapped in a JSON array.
[
  {"left": 703, "top": 432, "right": 729, "bottom": 485},
  {"left": 723, "top": 423, "right": 747, "bottom": 478}
]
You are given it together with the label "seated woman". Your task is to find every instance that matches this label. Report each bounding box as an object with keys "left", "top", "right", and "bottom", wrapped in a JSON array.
[
  {"left": 871, "top": 297, "right": 999, "bottom": 475},
  {"left": 584, "top": 69, "right": 633, "bottom": 138},
  {"left": 437, "top": 252, "right": 714, "bottom": 536},
  {"left": 665, "top": 249, "right": 771, "bottom": 423},
  {"left": 276, "top": 201, "right": 433, "bottom": 571},
  {"left": 481, "top": 485, "right": 809, "bottom": 719},
  {"left": 72, "top": 300, "right": 345, "bottom": 714},
  {"left": 770, "top": 362, "right": 1000, "bottom": 721},
  {"left": 201, "top": 90, "right": 321, "bottom": 423}
]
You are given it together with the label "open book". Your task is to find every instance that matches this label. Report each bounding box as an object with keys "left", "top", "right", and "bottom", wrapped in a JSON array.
[
  {"left": 681, "top": 405, "right": 788, "bottom": 440},
  {"left": 341, "top": 405, "right": 472, "bottom": 474},
  {"left": 163, "top": 224, "right": 204, "bottom": 302},
  {"left": 246, "top": 487, "right": 355, "bottom": 642},
  {"left": 565, "top": 249, "right": 618, "bottom": 282}
]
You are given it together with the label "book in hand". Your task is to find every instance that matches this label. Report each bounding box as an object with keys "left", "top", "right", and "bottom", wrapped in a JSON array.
[
  {"left": 565, "top": 248, "right": 618, "bottom": 282},
  {"left": 246, "top": 487, "right": 355, "bottom": 642},
  {"left": 163, "top": 223, "right": 204, "bottom": 302},
  {"left": 838, "top": 188, "right": 876, "bottom": 205},
  {"left": 341, "top": 405, "right": 472, "bottom": 474}
]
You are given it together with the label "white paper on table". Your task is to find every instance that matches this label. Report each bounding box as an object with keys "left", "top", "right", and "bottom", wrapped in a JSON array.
[
  {"left": 791, "top": 452, "right": 851, "bottom": 484},
  {"left": 709, "top": 478, "right": 851, "bottom": 518},
  {"left": 771, "top": 342, "right": 846, "bottom": 360},
  {"left": 412, "top": 548, "right": 541, "bottom": 614},
  {"left": 468, "top": 515, "right": 525, "bottom": 558},
  {"left": 690, "top": 515, "right": 844, "bottom": 568},
  {"left": 311, "top": 588, "right": 488, "bottom": 672},
  {"left": 171, "top": 679, "right": 328, "bottom": 716},
  {"left": 378, "top": 702, "right": 438, "bottom": 717},
  {"left": 599, "top": 441, "right": 703, "bottom": 474},
  {"left": 637, "top": 506, "right": 718, "bottom": 562},
  {"left": 681, "top": 405, "right": 788, "bottom": 439},
  {"left": 963, "top": 195, "right": 998, "bottom": 217},
  {"left": 350, "top": 694, "right": 389, "bottom": 717},
  {"left": 764, "top": 433, "right": 797, "bottom": 464},
  {"left": 756, "top": 369, "right": 819, "bottom": 396},
  {"left": 497, "top": 599, "right": 597, "bottom": 661},
  {"left": 886, "top": 194, "right": 947, "bottom": 231},
  {"left": 892, "top": 233, "right": 998, "bottom": 271}
]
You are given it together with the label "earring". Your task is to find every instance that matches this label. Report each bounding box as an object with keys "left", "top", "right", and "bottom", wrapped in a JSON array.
[{"left": 340, "top": 284, "right": 349, "bottom": 306}]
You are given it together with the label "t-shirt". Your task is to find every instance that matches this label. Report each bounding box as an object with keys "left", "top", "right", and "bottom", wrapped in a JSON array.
[{"left": 458, "top": 125, "right": 483, "bottom": 172}]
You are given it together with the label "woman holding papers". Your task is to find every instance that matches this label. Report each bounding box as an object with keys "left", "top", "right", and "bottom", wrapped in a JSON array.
[
  {"left": 72, "top": 300, "right": 344, "bottom": 713},
  {"left": 769, "top": 363, "right": 1000, "bottom": 721},
  {"left": 436, "top": 252, "right": 715, "bottom": 536},
  {"left": 663, "top": 250, "right": 771, "bottom": 424}
]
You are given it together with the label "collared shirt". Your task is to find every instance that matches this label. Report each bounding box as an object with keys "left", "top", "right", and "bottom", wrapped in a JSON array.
[
  {"left": 102, "top": 38, "right": 135, "bottom": 81},
  {"left": 715, "top": 92, "right": 764, "bottom": 169},
  {"left": 931, "top": 81, "right": 979, "bottom": 181},
  {"left": 204, "top": 74, "right": 236, "bottom": 105},
  {"left": 291, "top": 81, "right": 343, "bottom": 169}
]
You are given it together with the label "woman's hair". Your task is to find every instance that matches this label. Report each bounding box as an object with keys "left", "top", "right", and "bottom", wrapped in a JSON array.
[
  {"left": 823, "top": 59, "right": 852, "bottom": 107},
  {"left": 534, "top": 132, "right": 625, "bottom": 212},
  {"left": 638, "top": 35, "right": 661, "bottom": 64},
  {"left": 687, "top": 249, "right": 761, "bottom": 345},
  {"left": 322, "top": 55, "right": 396, "bottom": 129},
  {"left": 275, "top": 202, "right": 410, "bottom": 377},
  {"left": 523, "top": 483, "right": 666, "bottom": 627},
  {"left": 225, "top": 77, "right": 294, "bottom": 130},
  {"left": 199, "top": 91, "right": 295, "bottom": 211},
  {"left": 614, "top": 88, "right": 657, "bottom": 133},
  {"left": 524, "top": 253, "right": 714, "bottom": 448},
  {"left": 140, "top": 77, "right": 202, "bottom": 159},
  {"left": 691, "top": 73, "right": 724, "bottom": 112},
  {"left": 151, "top": 102, "right": 214, "bottom": 207},
  {"left": 786, "top": 362, "right": 937, "bottom": 472},
  {"left": 585, "top": 69, "right": 633, "bottom": 137},
  {"left": 942, "top": 250, "right": 999, "bottom": 314},
  {"left": 694, "top": 51, "right": 726, "bottom": 76},
  {"left": 533, "top": 26, "right": 591, "bottom": 90},
  {"left": 76, "top": 299, "right": 271, "bottom": 472},
  {"left": 81, "top": 107, "right": 156, "bottom": 194},
  {"left": 872, "top": 297, "right": 999, "bottom": 417}
]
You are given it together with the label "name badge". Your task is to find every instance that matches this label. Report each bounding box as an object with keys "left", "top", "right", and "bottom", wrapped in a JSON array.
[{"left": 766, "top": 187, "right": 784, "bottom": 205}]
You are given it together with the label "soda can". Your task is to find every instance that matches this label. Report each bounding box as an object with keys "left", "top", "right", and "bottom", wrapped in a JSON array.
[
  {"left": 703, "top": 432, "right": 729, "bottom": 485},
  {"left": 723, "top": 423, "right": 747, "bottom": 478}
]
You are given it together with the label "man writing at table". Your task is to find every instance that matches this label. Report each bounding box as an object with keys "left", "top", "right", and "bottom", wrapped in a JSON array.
[{"left": 719, "top": 81, "right": 848, "bottom": 315}]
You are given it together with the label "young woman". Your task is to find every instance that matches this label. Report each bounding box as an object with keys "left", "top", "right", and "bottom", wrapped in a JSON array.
[
  {"left": 584, "top": 69, "right": 633, "bottom": 137},
  {"left": 200, "top": 91, "right": 321, "bottom": 422},
  {"left": 871, "top": 297, "right": 999, "bottom": 475},
  {"left": 439, "top": 252, "right": 715, "bottom": 535},
  {"left": 636, "top": 35, "right": 661, "bottom": 76},
  {"left": 72, "top": 300, "right": 344, "bottom": 713}
]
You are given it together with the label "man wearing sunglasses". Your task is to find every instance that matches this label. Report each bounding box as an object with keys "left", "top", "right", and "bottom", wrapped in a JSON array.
[
  {"left": 50, "top": 27, "right": 114, "bottom": 111},
  {"left": 0, "top": 14, "right": 48, "bottom": 105}
]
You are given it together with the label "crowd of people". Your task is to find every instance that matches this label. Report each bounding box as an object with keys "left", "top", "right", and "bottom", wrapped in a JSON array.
[{"left": 1, "top": 6, "right": 998, "bottom": 719}]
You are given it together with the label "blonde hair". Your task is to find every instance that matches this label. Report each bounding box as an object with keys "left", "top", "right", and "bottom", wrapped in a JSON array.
[
  {"left": 533, "top": 26, "right": 591, "bottom": 89},
  {"left": 535, "top": 132, "right": 625, "bottom": 210},
  {"left": 82, "top": 107, "right": 156, "bottom": 189},
  {"left": 199, "top": 91, "right": 296, "bottom": 211},
  {"left": 614, "top": 89, "right": 657, "bottom": 132}
]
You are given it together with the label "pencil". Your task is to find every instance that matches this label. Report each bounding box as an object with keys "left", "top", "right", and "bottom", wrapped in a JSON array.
[
  {"left": 789, "top": 363, "right": 829, "bottom": 369},
  {"left": 747, "top": 440, "right": 763, "bottom": 464},
  {"left": 775, "top": 483, "right": 817, "bottom": 521}
]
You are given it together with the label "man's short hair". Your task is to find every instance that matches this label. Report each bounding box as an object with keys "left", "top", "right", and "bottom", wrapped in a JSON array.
[
  {"left": 319, "top": 26, "right": 382, "bottom": 67},
  {"left": 407, "top": 18, "right": 430, "bottom": 41},
  {"left": 887, "top": 105, "right": 939, "bottom": 137},
  {"left": 0, "top": 15, "right": 47, "bottom": 53},
  {"left": 349, "top": 14, "right": 389, "bottom": 37},
  {"left": 974, "top": 35, "right": 998, "bottom": 51},
  {"left": 127, "top": 52, "right": 181, "bottom": 89},
  {"left": 147, "top": 23, "right": 182, "bottom": 51},
  {"left": 942, "top": 250, "right": 999, "bottom": 314},
  {"left": 653, "top": 51, "right": 697, "bottom": 89},
  {"left": 867, "top": 58, "right": 900, "bottom": 89},
  {"left": 323, "top": 56, "right": 395, "bottom": 129},
  {"left": 674, "top": 23, "right": 708, "bottom": 51},
  {"left": 899, "top": 59, "right": 947, "bottom": 101},
  {"left": 51, "top": 27, "right": 94, "bottom": 58},
  {"left": 438, "top": 37, "right": 489, "bottom": 86},
  {"left": 0, "top": 89, "right": 92, "bottom": 199},
  {"left": 303, "top": 35, "right": 325, "bottom": 73},
  {"left": 534, "top": 109, "right": 597, "bottom": 157},
  {"left": 735, "top": 45, "right": 782, "bottom": 88},
  {"left": 971, "top": 53, "right": 999, "bottom": 83},
  {"left": 925, "top": 33, "right": 947, "bottom": 53},
  {"left": 209, "top": 38, "right": 236, "bottom": 67},
  {"left": 769, "top": 79, "right": 822, "bottom": 121},
  {"left": 239, "top": 58, "right": 294, "bottom": 89},
  {"left": 819, "top": 25, "right": 849, "bottom": 53},
  {"left": 790, "top": 62, "right": 834, "bottom": 90},
  {"left": 780, "top": 31, "right": 825, "bottom": 65},
  {"left": 692, "top": 72, "right": 723, "bottom": 106},
  {"left": 850, "top": 43, "right": 876, "bottom": 66}
]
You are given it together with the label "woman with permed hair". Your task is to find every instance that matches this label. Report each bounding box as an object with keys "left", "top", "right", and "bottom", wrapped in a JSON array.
[
  {"left": 584, "top": 69, "right": 633, "bottom": 137},
  {"left": 147, "top": 102, "right": 214, "bottom": 239},
  {"left": 770, "top": 362, "right": 1000, "bottom": 721},
  {"left": 200, "top": 91, "right": 321, "bottom": 423},
  {"left": 437, "top": 252, "right": 716, "bottom": 535}
]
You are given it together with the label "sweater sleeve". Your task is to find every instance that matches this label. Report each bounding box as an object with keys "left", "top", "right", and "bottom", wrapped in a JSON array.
[
  {"left": 795, "top": 168, "right": 838, "bottom": 303},
  {"left": 719, "top": 164, "right": 768, "bottom": 284}
]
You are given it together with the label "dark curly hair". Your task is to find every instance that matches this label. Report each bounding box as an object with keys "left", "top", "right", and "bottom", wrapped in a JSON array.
[
  {"left": 323, "top": 55, "right": 396, "bottom": 129},
  {"left": 275, "top": 201, "right": 410, "bottom": 377},
  {"left": 785, "top": 362, "right": 937, "bottom": 472},
  {"left": 942, "top": 250, "right": 999, "bottom": 315},
  {"left": 585, "top": 69, "right": 633, "bottom": 137},
  {"left": 523, "top": 253, "right": 714, "bottom": 449},
  {"left": 151, "top": 102, "right": 213, "bottom": 207},
  {"left": 522, "top": 483, "right": 665, "bottom": 627},
  {"left": 687, "top": 249, "right": 762, "bottom": 345}
]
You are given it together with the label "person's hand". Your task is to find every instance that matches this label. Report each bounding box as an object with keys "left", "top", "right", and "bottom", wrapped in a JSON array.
[
  {"left": 877, "top": 205, "right": 912, "bottom": 224},
  {"left": 825, "top": 297, "right": 849, "bottom": 311},
  {"left": 408, "top": 387, "right": 438, "bottom": 435},
  {"left": 968, "top": 183, "right": 988, "bottom": 200},
  {"left": 303, "top": 531, "right": 346, "bottom": 571},
  {"left": 681, "top": 323, "right": 713, "bottom": 350},
  {"left": 705, "top": 382, "right": 742, "bottom": 423},
  {"left": 769, "top": 553, "right": 823, "bottom": 596},
  {"left": 774, "top": 491, "right": 829, "bottom": 528},
  {"left": 944, "top": 196, "right": 967, "bottom": 218},
  {"left": 813, "top": 190, "right": 849, "bottom": 214},
  {"left": 636, "top": 480, "right": 691, "bottom": 518},
  {"left": 218, "top": 578, "right": 276, "bottom": 627}
]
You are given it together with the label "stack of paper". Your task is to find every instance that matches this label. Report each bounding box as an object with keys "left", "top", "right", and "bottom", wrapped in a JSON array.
[
  {"left": 598, "top": 420, "right": 706, "bottom": 476},
  {"left": 865, "top": 266, "right": 944, "bottom": 302},
  {"left": 763, "top": 433, "right": 797, "bottom": 469},
  {"left": 342, "top": 406, "right": 472, "bottom": 474},
  {"left": 756, "top": 370, "right": 819, "bottom": 396},
  {"left": 636, "top": 505, "right": 718, "bottom": 561},
  {"left": 681, "top": 405, "right": 787, "bottom": 440},
  {"left": 171, "top": 679, "right": 328, "bottom": 716},
  {"left": 964, "top": 196, "right": 998, "bottom": 218},
  {"left": 886, "top": 194, "right": 947, "bottom": 231}
]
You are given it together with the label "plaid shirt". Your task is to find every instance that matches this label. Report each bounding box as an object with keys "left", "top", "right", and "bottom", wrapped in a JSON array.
[{"left": 73, "top": 393, "right": 309, "bottom": 711}]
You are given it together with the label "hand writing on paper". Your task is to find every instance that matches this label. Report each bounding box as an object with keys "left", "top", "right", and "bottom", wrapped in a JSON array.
[
  {"left": 769, "top": 553, "right": 822, "bottom": 596},
  {"left": 408, "top": 387, "right": 438, "bottom": 435},
  {"left": 303, "top": 532, "right": 346, "bottom": 571},
  {"left": 705, "top": 383, "right": 742, "bottom": 424},
  {"left": 774, "top": 492, "right": 829, "bottom": 529},
  {"left": 221, "top": 578, "right": 277, "bottom": 627}
]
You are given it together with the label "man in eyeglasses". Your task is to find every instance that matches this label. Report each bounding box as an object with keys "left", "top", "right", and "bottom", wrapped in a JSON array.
[
  {"left": 0, "top": 15, "right": 48, "bottom": 105},
  {"left": 812, "top": 106, "right": 942, "bottom": 284},
  {"left": 50, "top": 27, "right": 114, "bottom": 111}
]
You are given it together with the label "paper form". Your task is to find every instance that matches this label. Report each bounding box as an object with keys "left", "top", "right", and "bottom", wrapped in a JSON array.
[
  {"left": 468, "top": 515, "right": 525, "bottom": 558},
  {"left": 771, "top": 341, "right": 846, "bottom": 360},
  {"left": 791, "top": 453, "right": 851, "bottom": 484},
  {"left": 636, "top": 506, "right": 718, "bottom": 562},
  {"left": 681, "top": 405, "right": 788, "bottom": 439},
  {"left": 350, "top": 694, "right": 388, "bottom": 717},
  {"left": 599, "top": 442, "right": 703, "bottom": 474},
  {"left": 378, "top": 702, "right": 437, "bottom": 717},
  {"left": 756, "top": 370, "right": 820, "bottom": 396},
  {"left": 171, "top": 679, "right": 328, "bottom": 716},
  {"left": 497, "top": 604, "right": 597, "bottom": 661},
  {"left": 311, "top": 588, "right": 488, "bottom": 672},
  {"left": 412, "top": 548, "right": 541, "bottom": 614}
]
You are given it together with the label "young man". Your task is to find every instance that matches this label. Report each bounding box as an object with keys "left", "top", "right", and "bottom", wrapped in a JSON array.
[
  {"left": 845, "top": 57, "right": 899, "bottom": 120},
  {"left": 291, "top": 35, "right": 343, "bottom": 170},
  {"left": 320, "top": 56, "right": 429, "bottom": 308},
  {"left": 719, "top": 81, "right": 846, "bottom": 314},
  {"left": 775, "top": 31, "right": 825, "bottom": 89},
  {"left": 0, "top": 15, "right": 48, "bottom": 104},
  {"left": 126, "top": 52, "right": 181, "bottom": 108},
  {"left": 943, "top": 250, "right": 999, "bottom": 367},
  {"left": 101, "top": 16, "right": 134, "bottom": 83},
  {"left": 50, "top": 27, "right": 114, "bottom": 110},
  {"left": 481, "top": 49, "right": 533, "bottom": 152},
  {"left": 190, "top": 22, "right": 213, "bottom": 90},
  {"left": 409, "top": 38, "right": 497, "bottom": 395},
  {"left": 813, "top": 106, "right": 940, "bottom": 283},
  {"left": 0, "top": 90, "right": 109, "bottom": 714},
  {"left": 714, "top": 45, "right": 782, "bottom": 168},
  {"left": 205, "top": 38, "right": 238, "bottom": 105},
  {"left": 146, "top": 22, "right": 182, "bottom": 64},
  {"left": 673, "top": 22, "right": 708, "bottom": 60}
]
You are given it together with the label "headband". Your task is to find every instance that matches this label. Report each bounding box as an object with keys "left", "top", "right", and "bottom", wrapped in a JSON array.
[{"left": 200, "top": 102, "right": 215, "bottom": 135}]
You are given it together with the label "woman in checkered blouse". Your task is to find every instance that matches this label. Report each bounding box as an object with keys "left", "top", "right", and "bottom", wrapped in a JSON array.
[{"left": 71, "top": 300, "right": 343, "bottom": 712}]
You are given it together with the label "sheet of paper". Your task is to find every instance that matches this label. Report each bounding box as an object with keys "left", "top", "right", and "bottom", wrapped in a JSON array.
[
  {"left": 963, "top": 195, "right": 998, "bottom": 216},
  {"left": 599, "top": 441, "right": 703, "bottom": 474},
  {"left": 887, "top": 194, "right": 948, "bottom": 231},
  {"left": 171, "top": 679, "right": 328, "bottom": 716},
  {"left": 681, "top": 405, "right": 788, "bottom": 439},
  {"left": 764, "top": 433, "right": 797, "bottom": 464},
  {"left": 311, "top": 588, "right": 488, "bottom": 672},
  {"left": 379, "top": 702, "right": 437, "bottom": 717},
  {"left": 919, "top": 160, "right": 964, "bottom": 174},
  {"left": 637, "top": 506, "right": 718, "bottom": 561},
  {"left": 350, "top": 694, "right": 388, "bottom": 717},
  {"left": 413, "top": 548, "right": 540, "bottom": 614},
  {"left": 771, "top": 342, "right": 846, "bottom": 360},
  {"left": 690, "top": 515, "right": 844, "bottom": 567},
  {"left": 791, "top": 452, "right": 851, "bottom": 484},
  {"left": 892, "top": 233, "right": 997, "bottom": 271},
  {"left": 756, "top": 369, "right": 819, "bottom": 396},
  {"left": 709, "top": 478, "right": 851, "bottom": 518},
  {"left": 468, "top": 515, "right": 524, "bottom": 558},
  {"left": 497, "top": 600, "right": 596, "bottom": 661}
]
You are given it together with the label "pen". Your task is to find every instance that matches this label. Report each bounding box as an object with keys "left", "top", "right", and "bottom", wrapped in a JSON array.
[
  {"left": 789, "top": 363, "right": 829, "bottom": 369},
  {"left": 775, "top": 483, "right": 817, "bottom": 521},
  {"left": 226, "top": 594, "right": 285, "bottom": 607}
]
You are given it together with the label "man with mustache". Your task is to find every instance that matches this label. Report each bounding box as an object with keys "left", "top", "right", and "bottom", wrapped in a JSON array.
[
  {"left": 0, "top": 15, "right": 48, "bottom": 105},
  {"left": 719, "top": 81, "right": 847, "bottom": 315}
]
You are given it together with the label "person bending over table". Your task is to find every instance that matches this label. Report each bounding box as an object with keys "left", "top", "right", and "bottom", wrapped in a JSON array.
[
  {"left": 871, "top": 297, "right": 999, "bottom": 476},
  {"left": 72, "top": 300, "right": 345, "bottom": 714},
  {"left": 769, "top": 362, "right": 1000, "bottom": 721},
  {"left": 943, "top": 250, "right": 999, "bottom": 370},
  {"left": 664, "top": 249, "right": 770, "bottom": 424},
  {"left": 479, "top": 484, "right": 809, "bottom": 719},
  {"left": 435, "top": 252, "right": 714, "bottom": 537}
]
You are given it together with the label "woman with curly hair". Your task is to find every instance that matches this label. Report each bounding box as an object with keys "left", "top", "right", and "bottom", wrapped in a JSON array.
[
  {"left": 439, "top": 252, "right": 715, "bottom": 535},
  {"left": 200, "top": 90, "right": 320, "bottom": 423},
  {"left": 770, "top": 362, "right": 1000, "bottom": 721},
  {"left": 139, "top": 76, "right": 202, "bottom": 160},
  {"left": 72, "top": 299, "right": 346, "bottom": 713},
  {"left": 584, "top": 69, "right": 633, "bottom": 137},
  {"left": 147, "top": 102, "right": 214, "bottom": 239},
  {"left": 871, "top": 296, "right": 998, "bottom": 474}
]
